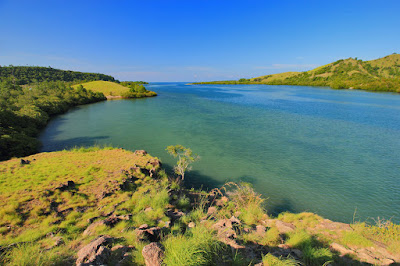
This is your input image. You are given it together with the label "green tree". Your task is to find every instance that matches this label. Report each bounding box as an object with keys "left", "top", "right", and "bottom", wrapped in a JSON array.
[{"left": 166, "top": 145, "right": 199, "bottom": 181}]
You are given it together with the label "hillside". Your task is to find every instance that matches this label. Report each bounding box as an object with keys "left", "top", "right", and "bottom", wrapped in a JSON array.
[
  {"left": 74, "top": 81, "right": 157, "bottom": 99},
  {"left": 0, "top": 147, "right": 399, "bottom": 265},
  {"left": 0, "top": 66, "right": 116, "bottom": 85},
  {"left": 195, "top": 54, "right": 400, "bottom": 93}
]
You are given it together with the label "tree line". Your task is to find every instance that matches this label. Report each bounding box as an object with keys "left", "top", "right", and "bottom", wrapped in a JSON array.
[
  {"left": 0, "top": 78, "right": 106, "bottom": 160},
  {"left": 0, "top": 66, "right": 116, "bottom": 85}
]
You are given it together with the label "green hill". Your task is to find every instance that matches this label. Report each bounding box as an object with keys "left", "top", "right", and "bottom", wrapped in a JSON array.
[
  {"left": 0, "top": 66, "right": 116, "bottom": 85},
  {"left": 195, "top": 54, "right": 400, "bottom": 93}
]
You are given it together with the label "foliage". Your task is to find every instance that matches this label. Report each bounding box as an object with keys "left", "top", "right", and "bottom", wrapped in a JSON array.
[
  {"left": 166, "top": 145, "right": 199, "bottom": 181},
  {"left": 0, "top": 65, "right": 116, "bottom": 85},
  {"left": 0, "top": 80, "right": 106, "bottom": 160},
  {"left": 120, "top": 82, "right": 157, "bottom": 98}
]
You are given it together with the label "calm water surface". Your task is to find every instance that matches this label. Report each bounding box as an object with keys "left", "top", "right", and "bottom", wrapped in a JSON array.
[{"left": 40, "top": 83, "right": 400, "bottom": 223}]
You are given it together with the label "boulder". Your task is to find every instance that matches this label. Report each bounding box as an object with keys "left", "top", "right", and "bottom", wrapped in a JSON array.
[
  {"left": 142, "top": 242, "right": 164, "bottom": 266},
  {"left": 76, "top": 235, "right": 113, "bottom": 266},
  {"left": 135, "top": 225, "right": 161, "bottom": 242},
  {"left": 275, "top": 220, "right": 295, "bottom": 234},
  {"left": 256, "top": 225, "right": 266, "bottom": 235},
  {"left": 165, "top": 209, "right": 185, "bottom": 222},
  {"left": 207, "top": 206, "right": 217, "bottom": 215}
]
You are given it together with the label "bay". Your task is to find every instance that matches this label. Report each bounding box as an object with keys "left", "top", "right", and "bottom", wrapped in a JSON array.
[{"left": 39, "top": 83, "right": 400, "bottom": 223}]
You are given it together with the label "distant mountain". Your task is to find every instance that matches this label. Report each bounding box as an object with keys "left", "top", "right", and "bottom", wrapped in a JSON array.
[
  {"left": 0, "top": 66, "right": 116, "bottom": 85},
  {"left": 195, "top": 54, "right": 400, "bottom": 93}
]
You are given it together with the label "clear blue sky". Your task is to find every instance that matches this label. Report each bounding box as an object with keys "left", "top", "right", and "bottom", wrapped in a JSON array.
[{"left": 0, "top": 0, "right": 399, "bottom": 82}]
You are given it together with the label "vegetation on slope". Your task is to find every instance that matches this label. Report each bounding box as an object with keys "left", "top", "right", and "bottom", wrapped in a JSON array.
[
  {"left": 0, "top": 66, "right": 116, "bottom": 85},
  {"left": 73, "top": 81, "right": 157, "bottom": 98},
  {"left": 195, "top": 54, "right": 400, "bottom": 93},
  {"left": 0, "top": 147, "right": 399, "bottom": 265},
  {"left": 0, "top": 79, "right": 106, "bottom": 161}
]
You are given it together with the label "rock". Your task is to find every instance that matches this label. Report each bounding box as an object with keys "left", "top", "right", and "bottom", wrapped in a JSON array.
[
  {"left": 165, "top": 209, "right": 185, "bottom": 222},
  {"left": 275, "top": 220, "right": 295, "bottom": 234},
  {"left": 134, "top": 150, "right": 148, "bottom": 156},
  {"left": 54, "top": 180, "right": 75, "bottom": 191},
  {"left": 135, "top": 226, "right": 161, "bottom": 242},
  {"left": 76, "top": 235, "right": 113, "bottom": 266},
  {"left": 20, "top": 159, "right": 30, "bottom": 164},
  {"left": 207, "top": 206, "right": 217, "bottom": 215},
  {"left": 83, "top": 216, "right": 121, "bottom": 236},
  {"left": 216, "top": 196, "right": 229, "bottom": 206},
  {"left": 163, "top": 221, "right": 171, "bottom": 228},
  {"left": 139, "top": 224, "right": 149, "bottom": 230},
  {"left": 229, "top": 216, "right": 241, "bottom": 225},
  {"left": 145, "top": 207, "right": 153, "bottom": 212},
  {"left": 381, "top": 258, "right": 395, "bottom": 265},
  {"left": 256, "top": 225, "right": 266, "bottom": 235},
  {"left": 213, "top": 219, "right": 233, "bottom": 229},
  {"left": 318, "top": 219, "right": 352, "bottom": 231},
  {"left": 188, "top": 222, "right": 195, "bottom": 228},
  {"left": 142, "top": 242, "right": 164, "bottom": 266},
  {"left": 83, "top": 221, "right": 104, "bottom": 236},
  {"left": 53, "top": 236, "right": 64, "bottom": 247},
  {"left": 117, "top": 214, "right": 131, "bottom": 220},
  {"left": 291, "top": 249, "right": 303, "bottom": 259},
  {"left": 234, "top": 211, "right": 241, "bottom": 217},
  {"left": 329, "top": 242, "right": 355, "bottom": 256},
  {"left": 278, "top": 244, "right": 291, "bottom": 249}
]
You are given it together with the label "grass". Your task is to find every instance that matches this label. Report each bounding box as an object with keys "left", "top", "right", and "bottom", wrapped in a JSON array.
[
  {"left": 351, "top": 219, "right": 400, "bottom": 254},
  {"left": 0, "top": 147, "right": 174, "bottom": 265},
  {"left": 0, "top": 243, "right": 73, "bottom": 266},
  {"left": 262, "top": 253, "right": 299, "bottom": 266},
  {"left": 72, "top": 81, "right": 130, "bottom": 96},
  {"left": 286, "top": 230, "right": 333, "bottom": 266},
  {"left": 163, "top": 225, "right": 220, "bottom": 266},
  {"left": 1, "top": 148, "right": 399, "bottom": 265}
]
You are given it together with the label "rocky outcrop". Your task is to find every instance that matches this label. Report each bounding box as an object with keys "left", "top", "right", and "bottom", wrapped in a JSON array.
[
  {"left": 135, "top": 224, "right": 161, "bottom": 242},
  {"left": 142, "top": 242, "right": 164, "bottom": 266},
  {"left": 76, "top": 235, "right": 113, "bottom": 266}
]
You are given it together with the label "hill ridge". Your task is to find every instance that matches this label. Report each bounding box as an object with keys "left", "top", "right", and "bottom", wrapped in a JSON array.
[{"left": 195, "top": 53, "right": 400, "bottom": 93}]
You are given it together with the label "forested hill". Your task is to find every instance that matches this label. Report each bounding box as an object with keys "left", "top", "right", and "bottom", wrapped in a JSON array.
[
  {"left": 195, "top": 53, "right": 400, "bottom": 93},
  {"left": 0, "top": 66, "right": 116, "bottom": 85}
]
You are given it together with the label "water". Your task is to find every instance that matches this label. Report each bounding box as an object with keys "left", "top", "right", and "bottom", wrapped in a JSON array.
[{"left": 39, "top": 83, "right": 400, "bottom": 223}]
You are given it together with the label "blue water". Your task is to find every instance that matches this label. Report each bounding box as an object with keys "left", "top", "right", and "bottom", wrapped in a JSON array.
[{"left": 39, "top": 83, "right": 400, "bottom": 223}]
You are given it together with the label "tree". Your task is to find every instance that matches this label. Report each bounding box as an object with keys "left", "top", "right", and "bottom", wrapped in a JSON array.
[{"left": 166, "top": 145, "right": 199, "bottom": 181}]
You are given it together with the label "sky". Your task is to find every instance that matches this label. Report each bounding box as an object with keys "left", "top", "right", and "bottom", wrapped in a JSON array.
[{"left": 0, "top": 0, "right": 399, "bottom": 82}]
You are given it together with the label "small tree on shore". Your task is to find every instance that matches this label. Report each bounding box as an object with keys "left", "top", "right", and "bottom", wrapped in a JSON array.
[{"left": 166, "top": 145, "right": 199, "bottom": 181}]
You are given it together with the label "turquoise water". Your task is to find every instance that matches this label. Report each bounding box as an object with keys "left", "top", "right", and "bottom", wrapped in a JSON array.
[{"left": 39, "top": 83, "right": 400, "bottom": 223}]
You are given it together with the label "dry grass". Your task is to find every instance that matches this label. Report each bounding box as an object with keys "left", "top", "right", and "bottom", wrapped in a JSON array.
[{"left": 73, "top": 81, "right": 129, "bottom": 96}]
